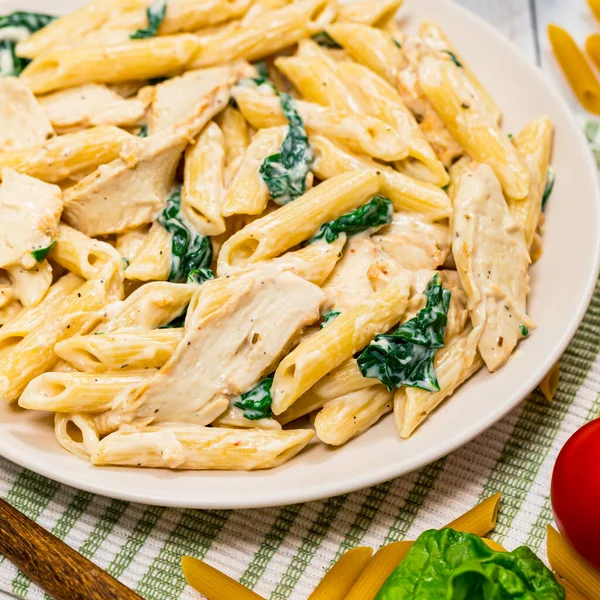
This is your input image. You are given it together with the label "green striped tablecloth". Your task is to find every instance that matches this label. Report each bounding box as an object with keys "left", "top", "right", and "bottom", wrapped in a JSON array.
[{"left": 0, "top": 281, "right": 598, "bottom": 599}]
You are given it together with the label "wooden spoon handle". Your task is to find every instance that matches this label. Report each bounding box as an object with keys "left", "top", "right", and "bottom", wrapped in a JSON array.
[{"left": 0, "top": 497, "right": 143, "bottom": 600}]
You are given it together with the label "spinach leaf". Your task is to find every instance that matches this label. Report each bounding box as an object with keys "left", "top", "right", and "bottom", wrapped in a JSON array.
[
  {"left": 137, "top": 124, "right": 148, "bottom": 138},
  {"left": 187, "top": 267, "right": 214, "bottom": 285},
  {"left": 541, "top": 166, "right": 555, "bottom": 212},
  {"left": 30, "top": 241, "right": 55, "bottom": 262},
  {"left": 254, "top": 60, "right": 270, "bottom": 82},
  {"left": 375, "top": 529, "right": 565, "bottom": 600},
  {"left": 358, "top": 273, "right": 450, "bottom": 392},
  {"left": 157, "top": 185, "right": 214, "bottom": 283},
  {"left": 0, "top": 11, "right": 55, "bottom": 77},
  {"left": 234, "top": 375, "right": 274, "bottom": 420},
  {"left": 320, "top": 308, "right": 340, "bottom": 328},
  {"left": 311, "top": 196, "right": 393, "bottom": 244},
  {"left": 311, "top": 31, "right": 341, "bottom": 48},
  {"left": 442, "top": 50, "right": 463, "bottom": 67},
  {"left": 160, "top": 306, "right": 187, "bottom": 329},
  {"left": 260, "top": 92, "right": 314, "bottom": 205},
  {"left": 131, "top": 0, "right": 167, "bottom": 39}
]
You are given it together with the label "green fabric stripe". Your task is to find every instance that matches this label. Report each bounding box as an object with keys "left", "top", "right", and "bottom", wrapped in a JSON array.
[
  {"left": 382, "top": 458, "right": 446, "bottom": 546},
  {"left": 269, "top": 495, "right": 347, "bottom": 600},
  {"left": 135, "top": 509, "right": 229, "bottom": 600},
  {"left": 524, "top": 389, "right": 600, "bottom": 551},
  {"left": 480, "top": 282, "right": 600, "bottom": 544},
  {"left": 332, "top": 482, "right": 392, "bottom": 564},
  {"left": 108, "top": 505, "right": 165, "bottom": 580},
  {"left": 3, "top": 470, "right": 60, "bottom": 597},
  {"left": 79, "top": 499, "right": 128, "bottom": 560},
  {"left": 239, "top": 505, "right": 303, "bottom": 590}
]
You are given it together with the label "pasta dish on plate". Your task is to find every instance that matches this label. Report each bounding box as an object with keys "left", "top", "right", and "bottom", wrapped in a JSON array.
[{"left": 0, "top": 0, "right": 554, "bottom": 471}]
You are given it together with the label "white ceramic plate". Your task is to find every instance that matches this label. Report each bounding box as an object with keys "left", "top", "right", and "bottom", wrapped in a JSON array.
[{"left": 1, "top": 0, "right": 599, "bottom": 509}]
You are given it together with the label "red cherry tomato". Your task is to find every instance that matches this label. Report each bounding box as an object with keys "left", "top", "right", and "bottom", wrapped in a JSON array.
[{"left": 551, "top": 418, "right": 600, "bottom": 570}]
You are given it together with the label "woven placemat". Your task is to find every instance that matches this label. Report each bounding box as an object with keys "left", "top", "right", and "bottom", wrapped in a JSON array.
[{"left": 0, "top": 280, "right": 597, "bottom": 599}]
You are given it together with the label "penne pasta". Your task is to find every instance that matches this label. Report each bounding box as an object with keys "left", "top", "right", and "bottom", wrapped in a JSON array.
[
  {"left": 54, "top": 413, "right": 100, "bottom": 460},
  {"left": 19, "top": 371, "right": 154, "bottom": 413},
  {"left": 124, "top": 222, "right": 172, "bottom": 282},
  {"left": 311, "top": 136, "right": 450, "bottom": 219},
  {"left": 222, "top": 127, "right": 285, "bottom": 216},
  {"left": 50, "top": 223, "right": 123, "bottom": 280},
  {"left": 0, "top": 126, "right": 134, "bottom": 183},
  {"left": 232, "top": 85, "right": 412, "bottom": 162},
  {"left": 271, "top": 271, "right": 412, "bottom": 415},
  {"left": 314, "top": 386, "right": 393, "bottom": 446},
  {"left": 92, "top": 425, "right": 315, "bottom": 470},
  {"left": 216, "top": 106, "right": 251, "bottom": 184},
  {"left": 510, "top": 116, "right": 554, "bottom": 249},
  {"left": 418, "top": 54, "right": 530, "bottom": 200},
  {"left": 181, "top": 122, "right": 227, "bottom": 236},
  {"left": 212, "top": 404, "right": 282, "bottom": 431},
  {"left": 445, "top": 492, "right": 501, "bottom": 537},
  {"left": 54, "top": 329, "right": 183, "bottom": 372},
  {"left": 218, "top": 170, "right": 383, "bottom": 273},
  {"left": 538, "top": 362, "right": 560, "bottom": 402},
  {"left": 21, "top": 34, "right": 204, "bottom": 94},
  {"left": 335, "top": 0, "right": 403, "bottom": 27}
]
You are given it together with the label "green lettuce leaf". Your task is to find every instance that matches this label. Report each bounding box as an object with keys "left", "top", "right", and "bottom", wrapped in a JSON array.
[
  {"left": 375, "top": 529, "right": 565, "bottom": 600},
  {"left": 358, "top": 273, "right": 450, "bottom": 392}
]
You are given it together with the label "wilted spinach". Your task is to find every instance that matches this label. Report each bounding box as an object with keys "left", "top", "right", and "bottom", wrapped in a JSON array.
[
  {"left": 0, "top": 11, "right": 55, "bottom": 77},
  {"left": 131, "top": 0, "right": 167, "bottom": 39},
  {"left": 320, "top": 308, "right": 340, "bottom": 328},
  {"left": 358, "top": 273, "right": 451, "bottom": 392},
  {"left": 311, "top": 196, "right": 393, "bottom": 244},
  {"left": 541, "top": 166, "right": 555, "bottom": 212},
  {"left": 311, "top": 31, "right": 341, "bottom": 48},
  {"left": 234, "top": 375, "right": 274, "bottom": 420},
  {"left": 157, "top": 186, "right": 214, "bottom": 284}
]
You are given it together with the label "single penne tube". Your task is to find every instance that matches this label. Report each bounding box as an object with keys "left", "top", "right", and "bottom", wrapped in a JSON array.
[
  {"left": 556, "top": 575, "right": 587, "bottom": 600},
  {"left": 217, "top": 170, "right": 383, "bottom": 273},
  {"left": 314, "top": 386, "right": 393, "bottom": 446},
  {"left": 0, "top": 261, "right": 123, "bottom": 402},
  {"left": 0, "top": 126, "right": 134, "bottom": 183},
  {"left": 124, "top": 222, "right": 171, "bottom": 282},
  {"left": 0, "top": 273, "right": 83, "bottom": 352},
  {"left": 538, "top": 362, "right": 560, "bottom": 402},
  {"left": 510, "top": 116, "right": 554, "bottom": 249},
  {"left": 54, "top": 329, "right": 183, "bottom": 372},
  {"left": 275, "top": 53, "right": 362, "bottom": 114},
  {"left": 182, "top": 122, "right": 227, "bottom": 236},
  {"left": 19, "top": 371, "right": 153, "bottom": 413},
  {"left": 337, "top": 60, "right": 449, "bottom": 186},
  {"left": 335, "top": 0, "right": 402, "bottom": 27},
  {"left": 547, "top": 525, "right": 600, "bottom": 599},
  {"left": 50, "top": 223, "right": 123, "bottom": 280},
  {"left": 311, "top": 135, "right": 450, "bottom": 219},
  {"left": 216, "top": 106, "right": 250, "bottom": 184},
  {"left": 222, "top": 127, "right": 285, "bottom": 216},
  {"left": 16, "top": 0, "right": 123, "bottom": 59},
  {"left": 211, "top": 404, "right": 282, "bottom": 431},
  {"left": 232, "top": 86, "right": 410, "bottom": 162},
  {"left": 91, "top": 426, "right": 315, "bottom": 470},
  {"left": 394, "top": 330, "right": 484, "bottom": 438},
  {"left": 54, "top": 413, "right": 100, "bottom": 460},
  {"left": 115, "top": 225, "right": 152, "bottom": 262},
  {"left": 418, "top": 54, "right": 530, "bottom": 199},
  {"left": 445, "top": 492, "right": 501, "bottom": 537},
  {"left": 190, "top": 0, "right": 330, "bottom": 67},
  {"left": 278, "top": 358, "right": 378, "bottom": 425},
  {"left": 95, "top": 282, "right": 197, "bottom": 332},
  {"left": 345, "top": 542, "right": 413, "bottom": 600},
  {"left": 271, "top": 271, "right": 411, "bottom": 414},
  {"left": 21, "top": 35, "right": 203, "bottom": 95},
  {"left": 419, "top": 20, "right": 502, "bottom": 123},
  {"left": 308, "top": 547, "right": 373, "bottom": 600},
  {"left": 326, "top": 23, "right": 406, "bottom": 88},
  {"left": 182, "top": 556, "right": 266, "bottom": 600},
  {"left": 5, "top": 261, "right": 53, "bottom": 308}
]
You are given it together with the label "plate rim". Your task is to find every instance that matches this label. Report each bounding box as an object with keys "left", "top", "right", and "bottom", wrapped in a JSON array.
[{"left": 0, "top": 0, "right": 599, "bottom": 509}]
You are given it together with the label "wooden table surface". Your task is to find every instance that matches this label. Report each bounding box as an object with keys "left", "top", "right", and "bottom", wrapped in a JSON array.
[{"left": 458, "top": 0, "right": 596, "bottom": 118}]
